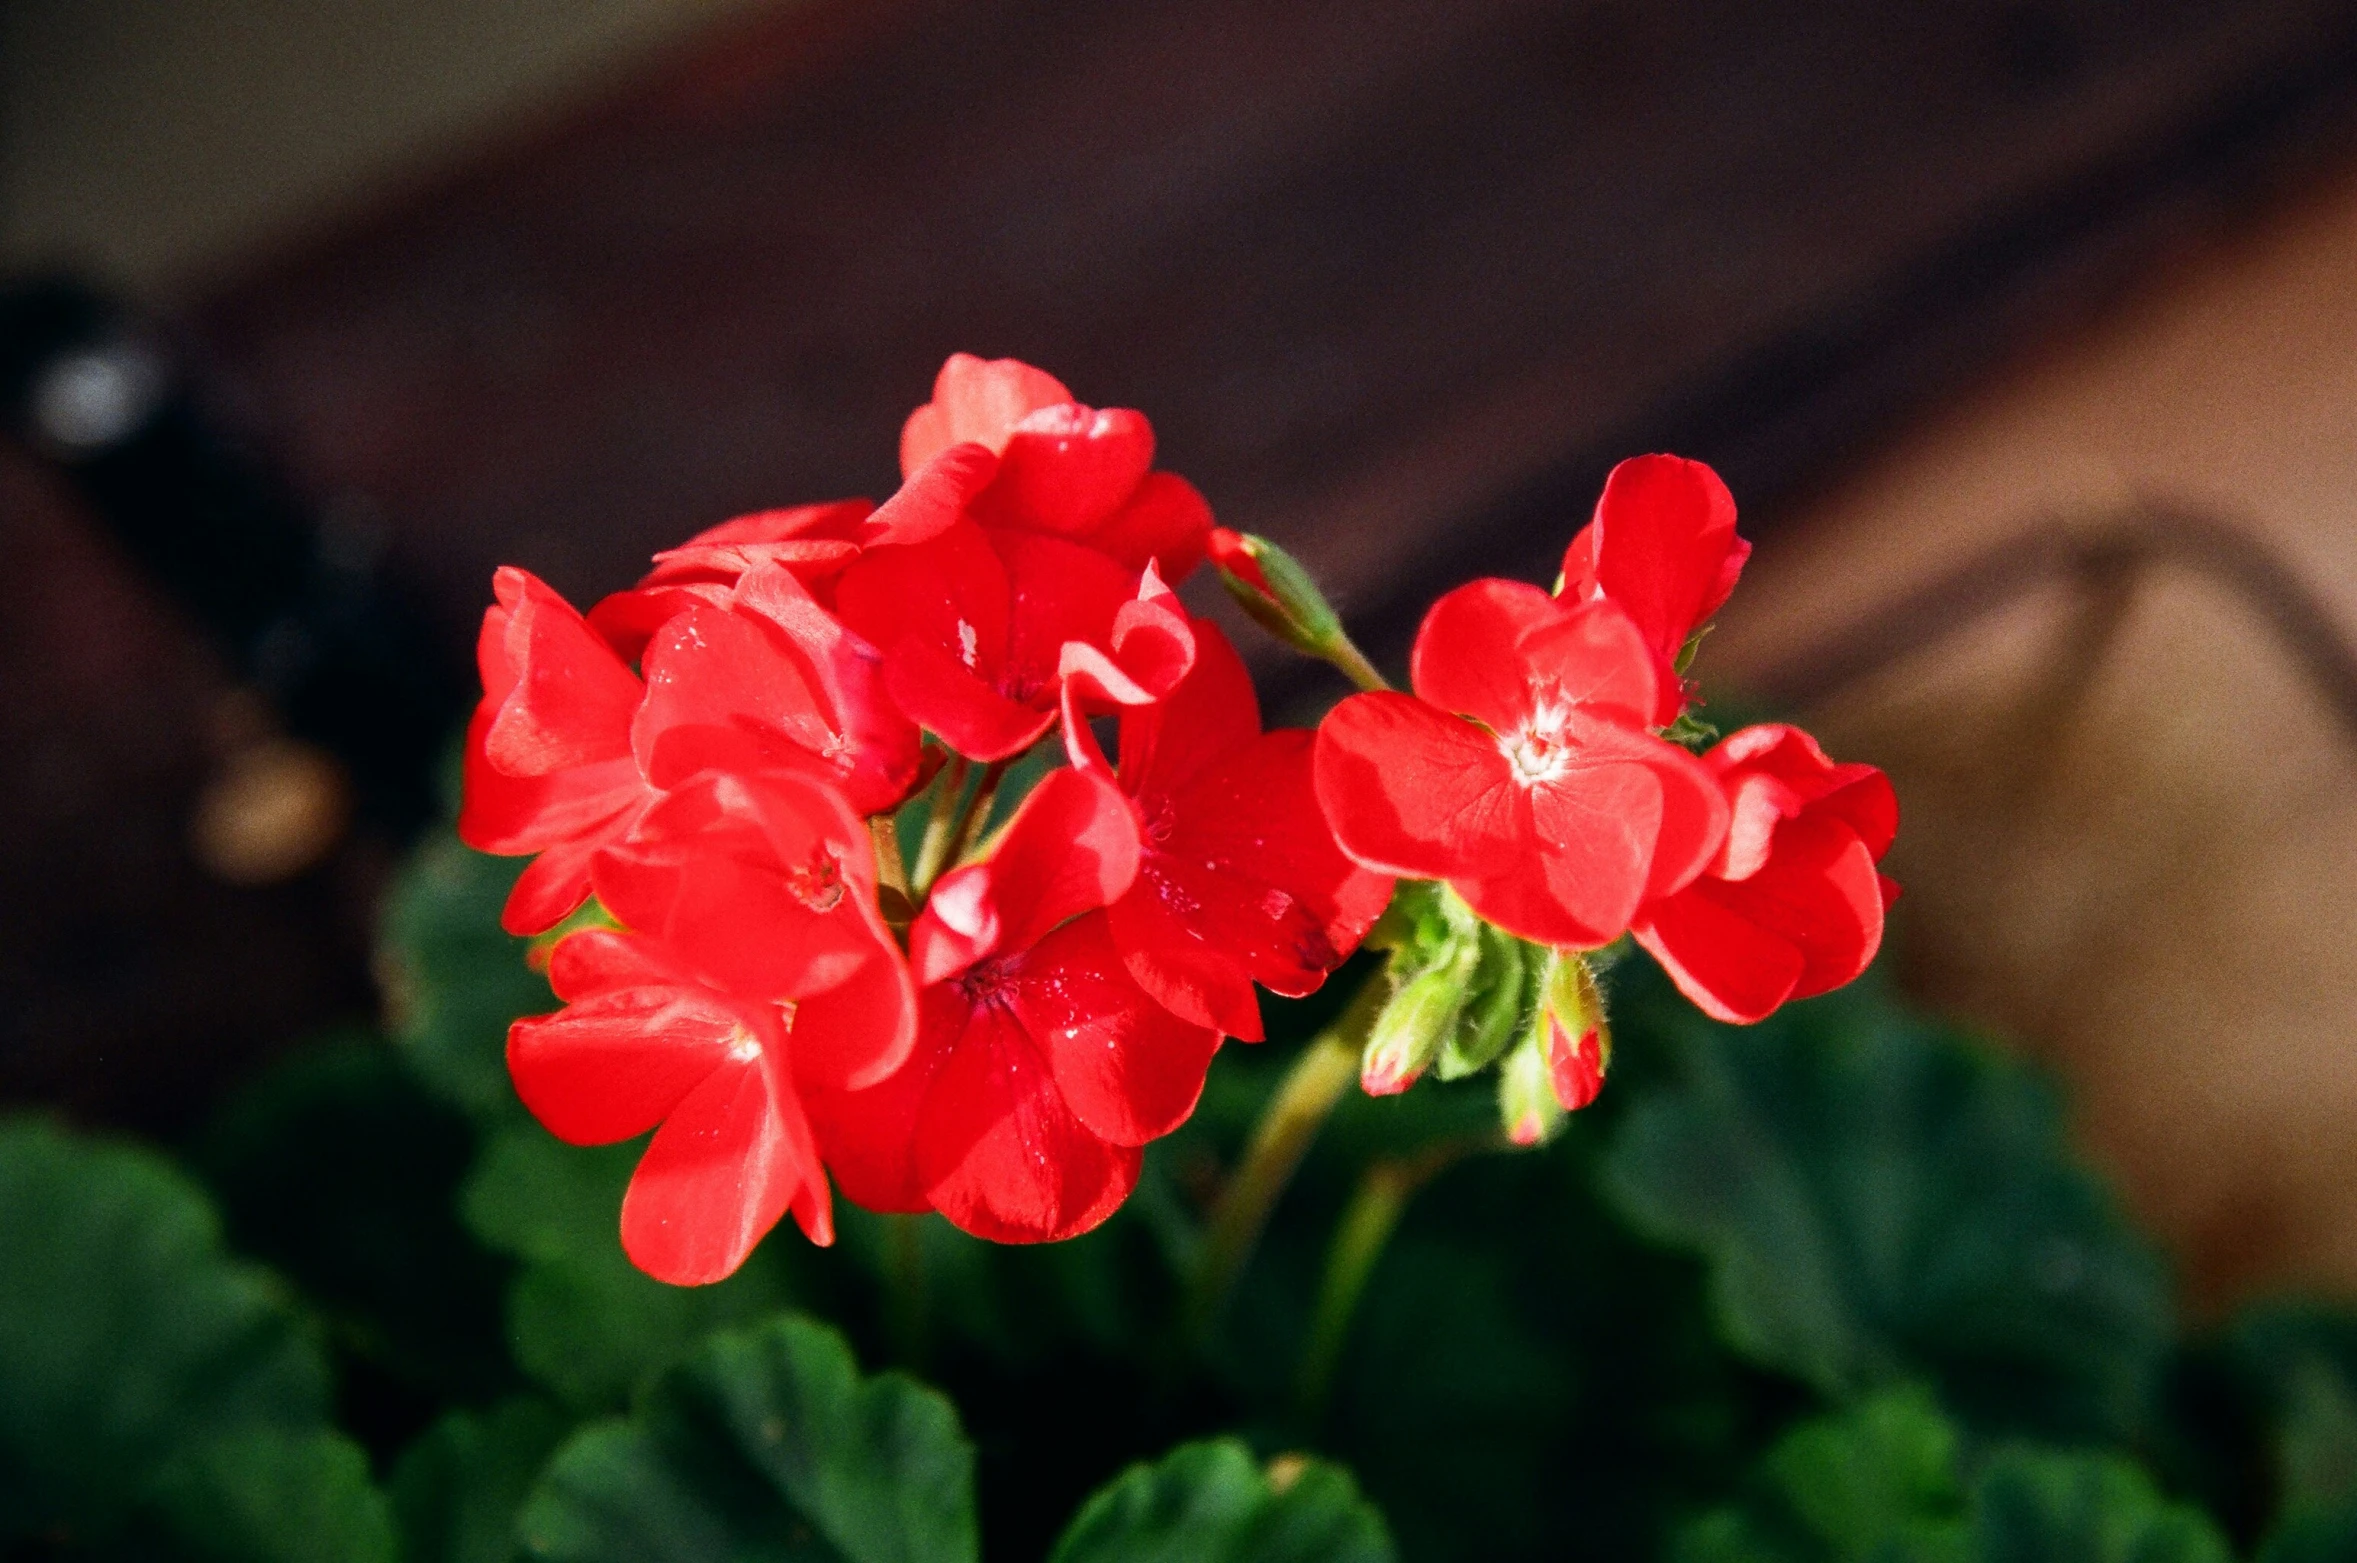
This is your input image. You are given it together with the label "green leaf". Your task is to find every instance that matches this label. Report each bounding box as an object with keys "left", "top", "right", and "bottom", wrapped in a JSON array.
[
  {"left": 393, "top": 1396, "right": 574, "bottom": 1563},
  {"left": 1763, "top": 1388, "right": 1964, "bottom": 1557},
  {"left": 378, "top": 832, "right": 552, "bottom": 1122},
  {"left": 1603, "top": 982, "right": 2173, "bottom": 1440},
  {"left": 194, "top": 1033, "right": 514, "bottom": 1400},
  {"left": 1676, "top": 1392, "right": 2229, "bottom": 1563},
  {"left": 1967, "top": 1448, "right": 2230, "bottom": 1563},
  {"left": 516, "top": 1313, "right": 977, "bottom": 1563},
  {"left": 150, "top": 1427, "right": 397, "bottom": 1563},
  {"left": 1672, "top": 1389, "right": 1967, "bottom": 1563},
  {"left": 1048, "top": 1439, "right": 1395, "bottom": 1563},
  {"left": 461, "top": 1126, "right": 800, "bottom": 1411},
  {"left": 0, "top": 1117, "right": 330, "bottom": 1545}
]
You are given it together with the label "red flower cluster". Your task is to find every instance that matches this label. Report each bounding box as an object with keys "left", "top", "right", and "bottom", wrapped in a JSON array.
[
  {"left": 466, "top": 355, "right": 1387, "bottom": 1280},
  {"left": 467, "top": 353, "right": 1895, "bottom": 1282},
  {"left": 1314, "top": 455, "right": 1895, "bottom": 1059}
]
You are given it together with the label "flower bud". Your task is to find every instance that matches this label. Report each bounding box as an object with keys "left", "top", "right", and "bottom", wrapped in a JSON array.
[
  {"left": 1361, "top": 954, "right": 1470, "bottom": 1096},
  {"left": 1532, "top": 951, "right": 1611, "bottom": 1112},
  {"left": 1210, "top": 527, "right": 1340, "bottom": 649},
  {"left": 1497, "top": 1028, "right": 1565, "bottom": 1147},
  {"left": 1436, "top": 926, "right": 1528, "bottom": 1080},
  {"left": 1209, "top": 527, "right": 1387, "bottom": 691}
]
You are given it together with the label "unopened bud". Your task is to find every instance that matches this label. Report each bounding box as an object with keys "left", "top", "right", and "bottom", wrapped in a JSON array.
[
  {"left": 1498, "top": 1029, "right": 1564, "bottom": 1147},
  {"left": 1436, "top": 927, "right": 1527, "bottom": 1080},
  {"left": 1533, "top": 952, "right": 1611, "bottom": 1112},
  {"left": 1361, "top": 959, "right": 1467, "bottom": 1096},
  {"left": 1209, "top": 527, "right": 1387, "bottom": 691}
]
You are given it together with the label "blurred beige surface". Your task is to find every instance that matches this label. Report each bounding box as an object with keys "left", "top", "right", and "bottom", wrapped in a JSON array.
[
  {"left": 1711, "top": 165, "right": 2357, "bottom": 1307},
  {"left": 0, "top": 0, "right": 786, "bottom": 295}
]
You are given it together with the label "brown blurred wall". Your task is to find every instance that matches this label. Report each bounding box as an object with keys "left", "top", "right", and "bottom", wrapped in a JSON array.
[{"left": 1710, "top": 164, "right": 2357, "bottom": 1309}]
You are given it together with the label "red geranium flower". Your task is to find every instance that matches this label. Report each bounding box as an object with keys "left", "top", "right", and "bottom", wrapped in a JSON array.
[
  {"left": 1314, "top": 580, "right": 1729, "bottom": 949},
  {"left": 897, "top": 353, "right": 1213, "bottom": 582},
  {"left": 1557, "top": 454, "right": 1751, "bottom": 724},
  {"left": 507, "top": 769, "right": 916, "bottom": 1285},
  {"left": 1630, "top": 724, "right": 1898, "bottom": 1024},
  {"left": 460, "top": 563, "right": 922, "bottom": 932},
  {"left": 1067, "top": 616, "right": 1393, "bottom": 1039},
  {"left": 807, "top": 768, "right": 1222, "bottom": 1242},
  {"left": 833, "top": 519, "right": 1195, "bottom": 762}
]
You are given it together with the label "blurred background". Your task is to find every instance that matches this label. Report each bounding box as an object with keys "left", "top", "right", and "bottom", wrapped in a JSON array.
[{"left": 4, "top": 0, "right": 2356, "bottom": 1317}]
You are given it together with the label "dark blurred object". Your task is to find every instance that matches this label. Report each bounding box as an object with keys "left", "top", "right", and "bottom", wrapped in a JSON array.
[{"left": 0, "top": 276, "right": 465, "bottom": 839}]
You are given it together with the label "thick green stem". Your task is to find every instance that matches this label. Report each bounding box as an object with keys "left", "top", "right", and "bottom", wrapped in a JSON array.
[
  {"left": 1294, "top": 1135, "right": 1488, "bottom": 1420},
  {"left": 1185, "top": 974, "right": 1388, "bottom": 1342},
  {"left": 908, "top": 754, "right": 972, "bottom": 899},
  {"left": 1322, "top": 635, "right": 1392, "bottom": 694}
]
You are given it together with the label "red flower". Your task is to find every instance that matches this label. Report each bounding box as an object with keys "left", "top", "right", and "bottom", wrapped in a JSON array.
[
  {"left": 833, "top": 519, "right": 1194, "bottom": 762},
  {"left": 1630, "top": 724, "right": 1898, "bottom": 1024},
  {"left": 897, "top": 353, "right": 1213, "bottom": 582},
  {"left": 807, "top": 768, "right": 1222, "bottom": 1242},
  {"left": 1557, "top": 455, "right": 1750, "bottom": 724},
  {"left": 1069, "top": 617, "right": 1393, "bottom": 1039},
  {"left": 1314, "top": 580, "right": 1728, "bottom": 949},
  {"left": 508, "top": 769, "right": 916, "bottom": 1284},
  {"left": 460, "top": 567, "right": 656, "bottom": 934},
  {"left": 460, "top": 563, "right": 923, "bottom": 932}
]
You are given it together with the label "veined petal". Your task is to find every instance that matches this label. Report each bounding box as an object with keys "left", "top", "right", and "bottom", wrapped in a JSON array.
[
  {"left": 1009, "top": 914, "right": 1223, "bottom": 1146},
  {"left": 620, "top": 1048, "right": 824, "bottom": 1284},
  {"left": 1409, "top": 579, "right": 1559, "bottom": 731},
  {"left": 1314, "top": 692, "right": 1529, "bottom": 881},
  {"left": 507, "top": 979, "right": 757, "bottom": 1145},
  {"left": 909, "top": 768, "right": 1140, "bottom": 983},
  {"left": 481, "top": 568, "right": 642, "bottom": 776},
  {"left": 1089, "top": 470, "right": 1213, "bottom": 582}
]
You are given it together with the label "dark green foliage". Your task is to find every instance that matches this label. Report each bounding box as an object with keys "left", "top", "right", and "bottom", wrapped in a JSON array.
[
  {"left": 1603, "top": 980, "right": 2175, "bottom": 1442},
  {"left": 378, "top": 834, "right": 551, "bottom": 1121},
  {"left": 1677, "top": 1390, "right": 2231, "bottom": 1563},
  {"left": 1048, "top": 1440, "right": 1393, "bottom": 1563},
  {"left": 148, "top": 1428, "right": 397, "bottom": 1563},
  {"left": 393, "top": 1397, "right": 574, "bottom": 1563},
  {"left": 0, "top": 1118, "right": 332, "bottom": 1548},
  {"left": 192, "top": 1034, "right": 514, "bottom": 1413},
  {"left": 460, "top": 1124, "right": 804, "bottom": 1411},
  {"left": 516, "top": 1314, "right": 978, "bottom": 1563}
]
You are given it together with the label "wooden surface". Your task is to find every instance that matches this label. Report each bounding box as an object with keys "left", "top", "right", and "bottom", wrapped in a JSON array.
[{"left": 10, "top": 0, "right": 2357, "bottom": 1129}]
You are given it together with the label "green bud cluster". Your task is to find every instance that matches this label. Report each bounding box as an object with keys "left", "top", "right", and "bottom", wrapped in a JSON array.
[{"left": 1359, "top": 881, "right": 1615, "bottom": 1144}]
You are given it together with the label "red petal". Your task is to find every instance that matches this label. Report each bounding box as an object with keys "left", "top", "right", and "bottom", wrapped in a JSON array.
[
  {"left": 481, "top": 568, "right": 642, "bottom": 776},
  {"left": 592, "top": 771, "right": 882, "bottom": 1001},
  {"left": 993, "top": 531, "right": 1135, "bottom": 701},
  {"left": 499, "top": 829, "right": 612, "bottom": 936},
  {"left": 914, "top": 999, "right": 1139, "bottom": 1244},
  {"left": 976, "top": 404, "right": 1154, "bottom": 536},
  {"left": 1543, "top": 1019, "right": 1607, "bottom": 1112},
  {"left": 868, "top": 442, "right": 1002, "bottom": 549},
  {"left": 507, "top": 976, "right": 760, "bottom": 1144},
  {"left": 886, "top": 637, "right": 1058, "bottom": 760},
  {"left": 1007, "top": 914, "right": 1222, "bottom": 1145},
  {"left": 1511, "top": 599, "right": 1663, "bottom": 729},
  {"left": 1117, "top": 616, "right": 1260, "bottom": 801},
  {"left": 1059, "top": 569, "right": 1197, "bottom": 711},
  {"left": 620, "top": 1049, "right": 824, "bottom": 1284},
  {"left": 1409, "top": 579, "right": 1560, "bottom": 731},
  {"left": 1314, "top": 692, "right": 1528, "bottom": 881},
  {"left": 909, "top": 767, "right": 1140, "bottom": 983},
  {"left": 789, "top": 933, "right": 918, "bottom": 1093},
  {"left": 803, "top": 983, "right": 964, "bottom": 1216},
  {"left": 1091, "top": 472, "right": 1213, "bottom": 582},
  {"left": 1561, "top": 456, "right": 1749, "bottom": 722},
  {"left": 900, "top": 354, "right": 1072, "bottom": 473},
  {"left": 1634, "top": 818, "right": 1883, "bottom": 1022},
  {"left": 1115, "top": 730, "right": 1390, "bottom": 1037}
]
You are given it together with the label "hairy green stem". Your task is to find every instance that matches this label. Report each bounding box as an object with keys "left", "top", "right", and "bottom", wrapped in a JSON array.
[
  {"left": 1322, "top": 635, "right": 1392, "bottom": 694},
  {"left": 1185, "top": 974, "right": 1389, "bottom": 1342}
]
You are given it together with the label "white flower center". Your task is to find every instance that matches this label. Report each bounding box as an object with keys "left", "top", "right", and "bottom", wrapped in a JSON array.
[{"left": 1501, "top": 702, "right": 1575, "bottom": 785}]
